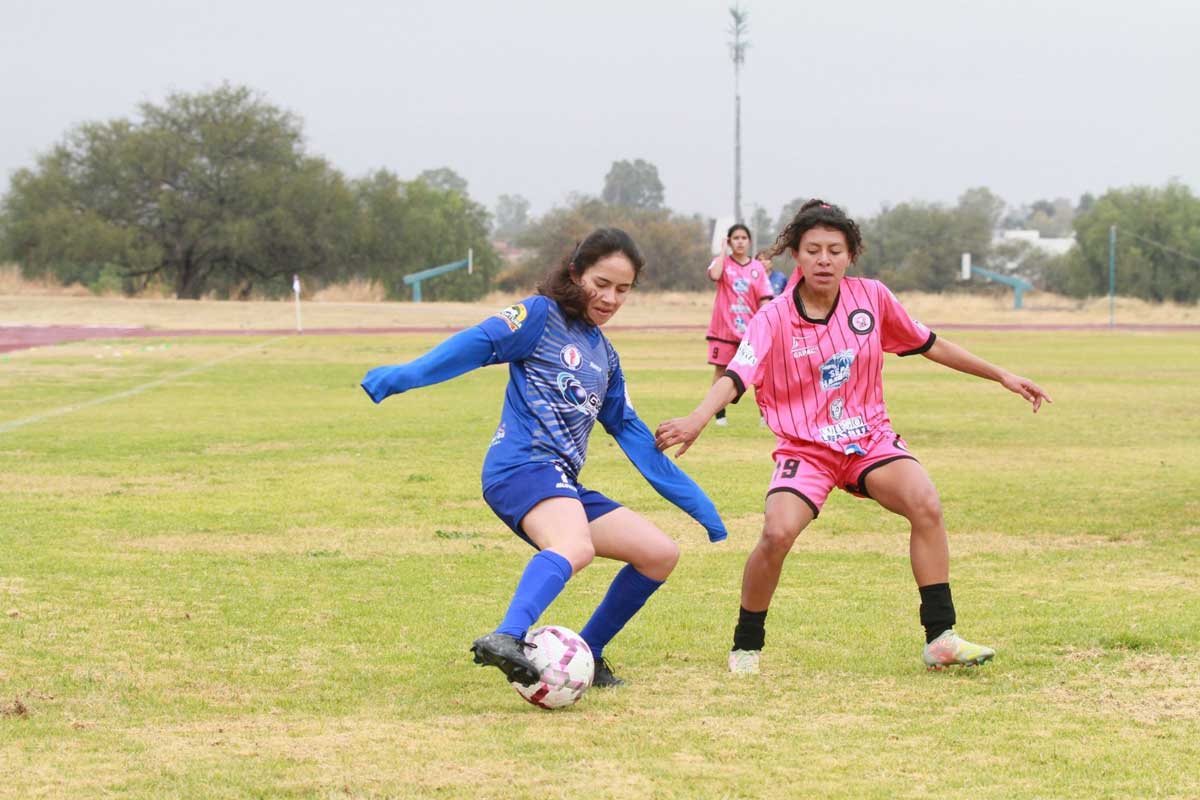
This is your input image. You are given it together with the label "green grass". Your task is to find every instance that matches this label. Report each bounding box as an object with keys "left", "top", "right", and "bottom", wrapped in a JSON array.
[{"left": 1, "top": 329, "right": 1198, "bottom": 799}]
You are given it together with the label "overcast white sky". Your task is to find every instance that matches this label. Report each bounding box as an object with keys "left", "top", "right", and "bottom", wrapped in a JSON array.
[{"left": 2, "top": 0, "right": 1197, "bottom": 223}]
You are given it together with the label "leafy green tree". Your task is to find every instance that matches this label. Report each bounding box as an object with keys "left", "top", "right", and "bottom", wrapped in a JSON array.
[
  {"left": 507, "top": 196, "right": 708, "bottom": 291},
  {"left": 857, "top": 188, "right": 1000, "bottom": 292},
  {"left": 354, "top": 169, "right": 497, "bottom": 301},
  {"left": 493, "top": 193, "right": 531, "bottom": 241},
  {"left": 1064, "top": 181, "right": 1200, "bottom": 302},
  {"left": 601, "top": 159, "right": 665, "bottom": 210},
  {"left": 1, "top": 84, "right": 357, "bottom": 298},
  {"left": 417, "top": 167, "right": 469, "bottom": 195}
]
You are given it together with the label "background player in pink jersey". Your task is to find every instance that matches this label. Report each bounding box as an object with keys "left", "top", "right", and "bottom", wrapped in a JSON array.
[
  {"left": 705, "top": 224, "right": 775, "bottom": 426},
  {"left": 656, "top": 200, "right": 1052, "bottom": 673}
]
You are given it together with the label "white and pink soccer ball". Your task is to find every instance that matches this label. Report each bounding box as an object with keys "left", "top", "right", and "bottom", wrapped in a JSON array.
[{"left": 511, "top": 625, "right": 594, "bottom": 709}]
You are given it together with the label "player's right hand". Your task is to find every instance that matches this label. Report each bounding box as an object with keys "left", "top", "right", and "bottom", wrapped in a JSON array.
[{"left": 654, "top": 415, "right": 704, "bottom": 458}]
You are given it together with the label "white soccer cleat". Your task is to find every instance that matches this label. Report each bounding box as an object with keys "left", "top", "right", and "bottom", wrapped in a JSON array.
[
  {"left": 922, "top": 629, "right": 996, "bottom": 670},
  {"left": 714, "top": 417, "right": 729, "bottom": 427},
  {"left": 728, "top": 649, "right": 760, "bottom": 675}
]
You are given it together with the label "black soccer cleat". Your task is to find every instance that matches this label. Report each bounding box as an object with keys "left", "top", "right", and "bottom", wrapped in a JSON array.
[
  {"left": 470, "top": 633, "right": 540, "bottom": 687},
  {"left": 592, "top": 656, "right": 626, "bottom": 689}
]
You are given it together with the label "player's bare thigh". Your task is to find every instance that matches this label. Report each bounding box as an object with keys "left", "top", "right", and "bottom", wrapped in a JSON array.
[
  {"left": 588, "top": 507, "right": 679, "bottom": 582},
  {"left": 521, "top": 496, "right": 595, "bottom": 574},
  {"left": 760, "top": 489, "right": 816, "bottom": 554}
]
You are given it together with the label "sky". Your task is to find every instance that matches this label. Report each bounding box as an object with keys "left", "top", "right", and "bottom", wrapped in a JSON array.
[{"left": 2, "top": 0, "right": 1197, "bottom": 224}]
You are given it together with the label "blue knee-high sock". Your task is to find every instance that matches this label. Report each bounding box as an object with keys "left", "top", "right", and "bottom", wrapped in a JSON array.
[
  {"left": 580, "top": 564, "right": 664, "bottom": 660},
  {"left": 495, "top": 550, "right": 573, "bottom": 638}
]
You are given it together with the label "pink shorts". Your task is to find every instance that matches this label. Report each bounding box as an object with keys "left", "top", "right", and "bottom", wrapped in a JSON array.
[
  {"left": 706, "top": 338, "right": 738, "bottom": 367},
  {"left": 767, "top": 431, "right": 917, "bottom": 518}
]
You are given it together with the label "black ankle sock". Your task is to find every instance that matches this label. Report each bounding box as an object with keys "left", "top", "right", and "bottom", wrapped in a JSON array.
[
  {"left": 919, "top": 582, "right": 956, "bottom": 644},
  {"left": 732, "top": 606, "right": 768, "bottom": 651},
  {"left": 716, "top": 408, "right": 727, "bottom": 420}
]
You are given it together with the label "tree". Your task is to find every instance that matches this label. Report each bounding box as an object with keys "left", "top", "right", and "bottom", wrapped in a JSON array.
[
  {"left": 749, "top": 205, "right": 774, "bottom": 254},
  {"left": 1, "top": 84, "right": 357, "bottom": 298},
  {"left": 506, "top": 196, "right": 709, "bottom": 292},
  {"left": 1065, "top": 181, "right": 1200, "bottom": 302},
  {"left": 601, "top": 159, "right": 665, "bottom": 210},
  {"left": 493, "top": 193, "right": 530, "bottom": 241},
  {"left": 354, "top": 169, "right": 497, "bottom": 302},
  {"left": 856, "top": 189, "right": 1001, "bottom": 292},
  {"left": 417, "top": 167, "right": 469, "bottom": 195}
]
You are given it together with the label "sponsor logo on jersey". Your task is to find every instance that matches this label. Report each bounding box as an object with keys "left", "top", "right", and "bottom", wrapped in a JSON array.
[
  {"left": 843, "top": 443, "right": 867, "bottom": 456},
  {"left": 819, "top": 348, "right": 856, "bottom": 391},
  {"left": 733, "top": 277, "right": 750, "bottom": 294},
  {"left": 494, "top": 303, "right": 527, "bottom": 332},
  {"left": 734, "top": 316, "right": 747, "bottom": 334},
  {"left": 830, "top": 397, "right": 845, "bottom": 420},
  {"left": 819, "top": 414, "right": 868, "bottom": 443},
  {"left": 791, "top": 336, "right": 816, "bottom": 358},
  {"left": 730, "top": 299, "right": 752, "bottom": 314},
  {"left": 589, "top": 360, "right": 603, "bottom": 373},
  {"left": 733, "top": 341, "right": 757, "bottom": 367},
  {"left": 489, "top": 422, "right": 506, "bottom": 447},
  {"left": 847, "top": 309, "right": 875, "bottom": 335},
  {"left": 559, "top": 344, "right": 583, "bottom": 370},
  {"left": 553, "top": 464, "right": 577, "bottom": 491},
  {"left": 556, "top": 372, "right": 601, "bottom": 418}
]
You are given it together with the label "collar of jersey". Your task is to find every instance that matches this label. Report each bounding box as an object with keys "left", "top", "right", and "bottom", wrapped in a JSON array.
[{"left": 791, "top": 277, "right": 840, "bottom": 325}]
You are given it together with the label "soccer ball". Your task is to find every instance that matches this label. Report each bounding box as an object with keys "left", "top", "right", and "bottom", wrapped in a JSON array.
[{"left": 511, "top": 625, "right": 594, "bottom": 710}]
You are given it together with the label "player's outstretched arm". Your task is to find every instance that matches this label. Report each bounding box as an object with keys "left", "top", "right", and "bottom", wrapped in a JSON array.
[
  {"left": 360, "top": 326, "right": 494, "bottom": 404},
  {"left": 922, "top": 337, "right": 1053, "bottom": 413},
  {"left": 654, "top": 375, "right": 739, "bottom": 456}
]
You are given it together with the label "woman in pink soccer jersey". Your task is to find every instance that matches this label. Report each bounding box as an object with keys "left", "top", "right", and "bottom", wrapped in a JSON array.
[
  {"left": 705, "top": 224, "right": 775, "bottom": 426},
  {"left": 656, "top": 200, "right": 1052, "bottom": 673}
]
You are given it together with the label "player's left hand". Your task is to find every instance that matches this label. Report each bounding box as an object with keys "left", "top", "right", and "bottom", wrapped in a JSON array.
[
  {"left": 1001, "top": 372, "right": 1052, "bottom": 413},
  {"left": 655, "top": 415, "right": 705, "bottom": 457}
]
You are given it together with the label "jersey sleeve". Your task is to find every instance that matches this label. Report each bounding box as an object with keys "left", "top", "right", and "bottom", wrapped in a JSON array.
[
  {"left": 876, "top": 283, "right": 936, "bottom": 356},
  {"left": 723, "top": 311, "right": 774, "bottom": 404},
  {"left": 475, "top": 295, "right": 550, "bottom": 363},
  {"left": 754, "top": 266, "right": 774, "bottom": 308},
  {"left": 598, "top": 345, "right": 728, "bottom": 542},
  {"left": 359, "top": 296, "right": 549, "bottom": 404}
]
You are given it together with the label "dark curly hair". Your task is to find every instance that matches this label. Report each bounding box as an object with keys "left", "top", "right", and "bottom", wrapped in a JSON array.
[
  {"left": 765, "top": 199, "right": 865, "bottom": 262},
  {"left": 536, "top": 227, "right": 645, "bottom": 322}
]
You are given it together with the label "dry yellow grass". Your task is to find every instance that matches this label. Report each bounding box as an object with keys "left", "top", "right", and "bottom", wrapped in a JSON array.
[{"left": 1, "top": 285, "right": 1196, "bottom": 330}]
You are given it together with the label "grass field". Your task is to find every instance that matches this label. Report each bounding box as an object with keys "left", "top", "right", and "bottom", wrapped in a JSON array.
[{"left": 1, "top": 320, "right": 1199, "bottom": 798}]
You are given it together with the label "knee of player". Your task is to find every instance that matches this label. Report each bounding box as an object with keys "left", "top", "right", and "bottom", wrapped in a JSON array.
[
  {"left": 907, "top": 489, "right": 944, "bottom": 527},
  {"left": 655, "top": 538, "right": 681, "bottom": 575},
  {"left": 759, "top": 520, "right": 800, "bottom": 555},
  {"left": 564, "top": 542, "right": 596, "bottom": 574}
]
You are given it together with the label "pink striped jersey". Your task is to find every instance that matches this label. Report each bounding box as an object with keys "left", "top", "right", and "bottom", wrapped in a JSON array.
[
  {"left": 724, "top": 277, "right": 937, "bottom": 454},
  {"left": 706, "top": 256, "right": 775, "bottom": 346}
]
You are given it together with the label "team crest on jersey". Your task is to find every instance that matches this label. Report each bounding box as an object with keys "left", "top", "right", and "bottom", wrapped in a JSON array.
[
  {"left": 733, "top": 341, "right": 757, "bottom": 367},
  {"left": 559, "top": 344, "right": 583, "bottom": 370},
  {"left": 819, "top": 348, "right": 856, "bottom": 391},
  {"left": 733, "top": 278, "right": 750, "bottom": 294},
  {"left": 830, "top": 397, "right": 845, "bottom": 420},
  {"left": 494, "top": 303, "right": 527, "bottom": 332},
  {"left": 791, "top": 336, "right": 816, "bottom": 358},
  {"left": 751, "top": 268, "right": 760, "bottom": 280},
  {"left": 557, "top": 372, "right": 601, "bottom": 418},
  {"left": 847, "top": 309, "right": 875, "bottom": 335}
]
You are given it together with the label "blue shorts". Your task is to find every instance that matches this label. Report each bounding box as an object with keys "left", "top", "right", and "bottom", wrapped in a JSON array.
[{"left": 483, "top": 462, "right": 622, "bottom": 548}]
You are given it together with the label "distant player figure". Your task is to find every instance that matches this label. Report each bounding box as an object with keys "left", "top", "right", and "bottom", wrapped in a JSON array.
[
  {"left": 705, "top": 224, "right": 774, "bottom": 426},
  {"left": 656, "top": 200, "right": 1051, "bottom": 674},
  {"left": 362, "top": 228, "right": 727, "bottom": 690},
  {"left": 762, "top": 255, "right": 788, "bottom": 297}
]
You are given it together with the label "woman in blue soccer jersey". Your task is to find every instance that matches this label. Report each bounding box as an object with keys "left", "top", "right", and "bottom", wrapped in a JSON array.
[{"left": 361, "top": 228, "right": 727, "bottom": 689}]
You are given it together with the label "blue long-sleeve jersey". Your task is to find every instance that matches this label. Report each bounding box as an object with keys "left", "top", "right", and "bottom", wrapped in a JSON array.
[{"left": 361, "top": 295, "right": 727, "bottom": 542}]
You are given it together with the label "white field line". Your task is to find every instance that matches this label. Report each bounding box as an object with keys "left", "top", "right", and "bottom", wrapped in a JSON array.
[{"left": 0, "top": 335, "right": 288, "bottom": 435}]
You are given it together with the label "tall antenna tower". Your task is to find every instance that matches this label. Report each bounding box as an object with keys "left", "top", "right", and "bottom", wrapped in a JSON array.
[{"left": 728, "top": 3, "right": 749, "bottom": 223}]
